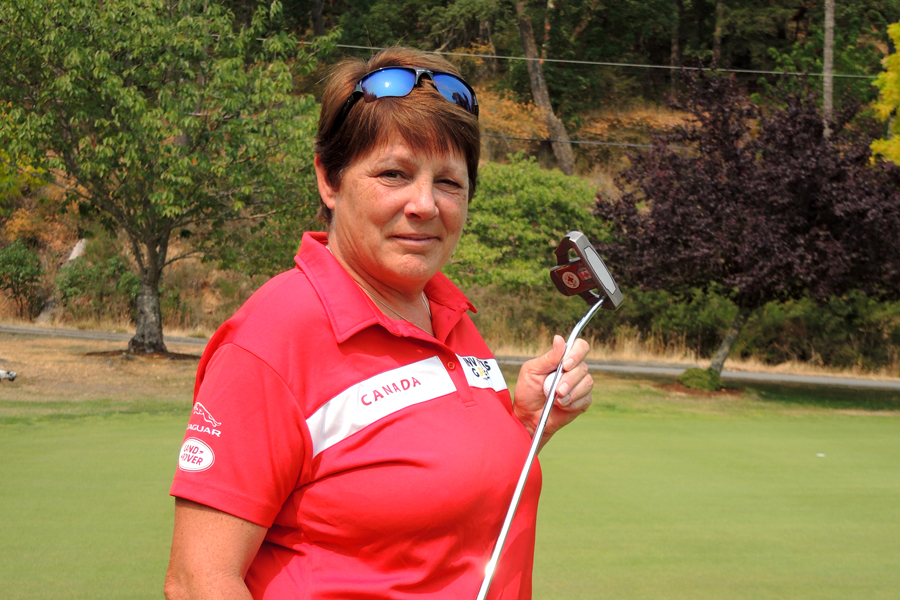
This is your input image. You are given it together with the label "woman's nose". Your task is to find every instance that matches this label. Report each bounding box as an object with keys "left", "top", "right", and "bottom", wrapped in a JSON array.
[{"left": 405, "top": 179, "right": 439, "bottom": 219}]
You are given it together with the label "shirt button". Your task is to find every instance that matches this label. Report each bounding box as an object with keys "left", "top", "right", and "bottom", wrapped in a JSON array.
[{"left": 446, "top": 361, "right": 456, "bottom": 371}]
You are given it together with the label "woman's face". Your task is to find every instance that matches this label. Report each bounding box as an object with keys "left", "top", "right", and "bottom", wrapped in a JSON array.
[{"left": 315, "top": 133, "right": 469, "bottom": 294}]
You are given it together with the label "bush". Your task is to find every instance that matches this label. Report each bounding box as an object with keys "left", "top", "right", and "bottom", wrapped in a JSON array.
[
  {"left": 678, "top": 367, "right": 723, "bottom": 391},
  {"left": 0, "top": 239, "right": 44, "bottom": 317},
  {"left": 735, "top": 292, "right": 900, "bottom": 371},
  {"left": 448, "top": 153, "right": 603, "bottom": 292},
  {"left": 56, "top": 256, "right": 140, "bottom": 322}
]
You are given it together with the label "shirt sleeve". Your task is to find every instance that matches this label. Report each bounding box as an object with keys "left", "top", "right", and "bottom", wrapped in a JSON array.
[{"left": 169, "top": 343, "right": 308, "bottom": 527}]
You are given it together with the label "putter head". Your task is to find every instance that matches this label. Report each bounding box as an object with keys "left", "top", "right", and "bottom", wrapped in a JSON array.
[{"left": 549, "top": 231, "right": 624, "bottom": 310}]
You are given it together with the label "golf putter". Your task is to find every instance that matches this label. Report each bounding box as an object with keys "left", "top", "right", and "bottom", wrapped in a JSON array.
[{"left": 477, "top": 231, "right": 623, "bottom": 600}]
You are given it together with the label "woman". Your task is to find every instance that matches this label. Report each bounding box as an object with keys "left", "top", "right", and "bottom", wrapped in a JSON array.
[{"left": 165, "top": 47, "right": 593, "bottom": 600}]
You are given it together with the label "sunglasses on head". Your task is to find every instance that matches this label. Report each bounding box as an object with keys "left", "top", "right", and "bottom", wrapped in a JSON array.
[{"left": 328, "top": 66, "right": 479, "bottom": 137}]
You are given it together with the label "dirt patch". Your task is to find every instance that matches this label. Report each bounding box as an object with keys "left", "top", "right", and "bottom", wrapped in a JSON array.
[{"left": 656, "top": 381, "right": 744, "bottom": 398}]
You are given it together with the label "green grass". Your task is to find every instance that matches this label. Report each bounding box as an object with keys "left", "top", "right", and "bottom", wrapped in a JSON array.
[
  {"left": 0, "top": 374, "right": 898, "bottom": 599},
  {"left": 535, "top": 410, "right": 900, "bottom": 599},
  {"left": 0, "top": 398, "right": 191, "bottom": 425},
  {"left": 0, "top": 414, "right": 187, "bottom": 599}
]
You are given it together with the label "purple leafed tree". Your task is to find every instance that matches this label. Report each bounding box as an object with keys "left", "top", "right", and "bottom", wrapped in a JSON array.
[{"left": 596, "top": 71, "right": 900, "bottom": 374}]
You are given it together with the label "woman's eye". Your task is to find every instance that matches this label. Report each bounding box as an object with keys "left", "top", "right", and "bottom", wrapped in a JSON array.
[{"left": 380, "top": 170, "right": 403, "bottom": 179}]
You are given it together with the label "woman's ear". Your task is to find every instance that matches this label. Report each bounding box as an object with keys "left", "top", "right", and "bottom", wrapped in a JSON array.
[{"left": 314, "top": 154, "right": 338, "bottom": 210}]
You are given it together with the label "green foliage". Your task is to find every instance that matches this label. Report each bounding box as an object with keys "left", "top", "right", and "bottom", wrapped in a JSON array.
[
  {"left": 442, "top": 153, "right": 604, "bottom": 348},
  {"left": 677, "top": 367, "right": 723, "bottom": 391},
  {"left": 339, "top": 0, "right": 444, "bottom": 47},
  {"left": 0, "top": 153, "right": 43, "bottom": 222},
  {"left": 447, "top": 153, "right": 602, "bottom": 290},
  {"left": 873, "top": 22, "right": 900, "bottom": 162},
  {"left": 760, "top": 23, "right": 884, "bottom": 107},
  {"left": 0, "top": 239, "right": 44, "bottom": 317},
  {"left": 735, "top": 291, "right": 900, "bottom": 370},
  {"left": 0, "top": 0, "right": 332, "bottom": 349},
  {"left": 56, "top": 256, "right": 140, "bottom": 321},
  {"left": 0, "top": 159, "right": 27, "bottom": 213},
  {"left": 608, "top": 286, "right": 738, "bottom": 356}
]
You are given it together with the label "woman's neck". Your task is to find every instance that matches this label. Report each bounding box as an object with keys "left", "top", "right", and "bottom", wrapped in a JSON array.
[{"left": 325, "top": 240, "right": 434, "bottom": 335}]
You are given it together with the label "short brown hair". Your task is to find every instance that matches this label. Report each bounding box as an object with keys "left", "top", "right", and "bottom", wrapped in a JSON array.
[{"left": 315, "top": 47, "right": 481, "bottom": 227}]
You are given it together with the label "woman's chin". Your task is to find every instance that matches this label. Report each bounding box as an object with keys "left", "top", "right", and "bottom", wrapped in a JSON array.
[{"left": 380, "top": 256, "right": 441, "bottom": 289}]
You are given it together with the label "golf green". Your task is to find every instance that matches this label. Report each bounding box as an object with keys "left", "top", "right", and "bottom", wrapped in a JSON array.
[
  {"left": 0, "top": 398, "right": 897, "bottom": 598},
  {"left": 535, "top": 409, "right": 900, "bottom": 599},
  {"left": 0, "top": 414, "right": 186, "bottom": 599}
]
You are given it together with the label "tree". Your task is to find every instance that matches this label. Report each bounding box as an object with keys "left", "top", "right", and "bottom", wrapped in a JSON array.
[
  {"left": 596, "top": 71, "right": 900, "bottom": 373},
  {"left": 823, "top": 0, "right": 835, "bottom": 136},
  {"left": 0, "top": 0, "right": 327, "bottom": 353},
  {"left": 873, "top": 22, "right": 900, "bottom": 162},
  {"left": 764, "top": 0, "right": 898, "bottom": 107},
  {"left": 514, "top": 1, "right": 575, "bottom": 175},
  {"left": 0, "top": 239, "right": 44, "bottom": 318}
]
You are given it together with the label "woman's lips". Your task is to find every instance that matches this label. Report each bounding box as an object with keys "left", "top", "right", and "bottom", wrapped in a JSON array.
[{"left": 392, "top": 234, "right": 440, "bottom": 244}]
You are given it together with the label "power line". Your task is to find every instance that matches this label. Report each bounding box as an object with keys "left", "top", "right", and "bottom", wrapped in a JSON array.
[{"left": 334, "top": 43, "right": 878, "bottom": 80}]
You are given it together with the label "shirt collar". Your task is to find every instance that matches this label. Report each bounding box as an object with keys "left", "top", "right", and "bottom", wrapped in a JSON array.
[{"left": 294, "top": 231, "right": 475, "bottom": 344}]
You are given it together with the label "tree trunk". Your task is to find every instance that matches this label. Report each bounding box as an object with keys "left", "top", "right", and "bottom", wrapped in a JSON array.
[
  {"left": 709, "top": 305, "right": 751, "bottom": 374},
  {"left": 823, "top": 0, "right": 834, "bottom": 138},
  {"left": 713, "top": 0, "right": 724, "bottom": 63},
  {"left": 311, "top": 0, "right": 325, "bottom": 37},
  {"left": 128, "top": 240, "right": 167, "bottom": 354},
  {"left": 480, "top": 20, "right": 498, "bottom": 74},
  {"left": 541, "top": 0, "right": 556, "bottom": 59},
  {"left": 515, "top": 1, "right": 576, "bottom": 175},
  {"left": 670, "top": 0, "right": 682, "bottom": 87}
]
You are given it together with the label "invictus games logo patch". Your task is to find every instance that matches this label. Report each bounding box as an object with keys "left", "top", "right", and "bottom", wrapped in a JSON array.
[
  {"left": 460, "top": 355, "right": 492, "bottom": 382},
  {"left": 457, "top": 355, "right": 508, "bottom": 392},
  {"left": 179, "top": 438, "right": 215, "bottom": 472}
]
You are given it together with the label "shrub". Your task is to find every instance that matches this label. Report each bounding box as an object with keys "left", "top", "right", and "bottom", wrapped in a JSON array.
[
  {"left": 56, "top": 256, "right": 140, "bottom": 323},
  {"left": 448, "top": 153, "right": 603, "bottom": 292},
  {"left": 0, "top": 239, "right": 44, "bottom": 317},
  {"left": 678, "top": 367, "right": 723, "bottom": 391},
  {"left": 734, "top": 291, "right": 900, "bottom": 371}
]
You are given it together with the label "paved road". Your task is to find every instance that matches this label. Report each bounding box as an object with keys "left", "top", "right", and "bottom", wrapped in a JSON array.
[
  {"left": 0, "top": 323, "right": 207, "bottom": 347},
  {"left": 3, "top": 323, "right": 899, "bottom": 391}
]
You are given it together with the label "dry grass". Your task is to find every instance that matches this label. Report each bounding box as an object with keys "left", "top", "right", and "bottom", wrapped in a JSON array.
[
  {"left": 0, "top": 333, "right": 198, "bottom": 403},
  {"left": 721, "top": 355, "right": 900, "bottom": 382},
  {"left": 2, "top": 331, "right": 897, "bottom": 424}
]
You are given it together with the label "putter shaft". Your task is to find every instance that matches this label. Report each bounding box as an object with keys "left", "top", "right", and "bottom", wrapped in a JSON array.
[{"left": 476, "top": 297, "right": 605, "bottom": 600}]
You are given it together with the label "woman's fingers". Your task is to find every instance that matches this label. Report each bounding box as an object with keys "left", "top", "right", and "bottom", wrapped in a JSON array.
[
  {"left": 542, "top": 338, "right": 592, "bottom": 404},
  {"left": 556, "top": 369, "right": 593, "bottom": 409}
]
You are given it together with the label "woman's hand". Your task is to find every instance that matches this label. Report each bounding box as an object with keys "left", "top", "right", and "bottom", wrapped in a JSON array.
[{"left": 513, "top": 335, "right": 593, "bottom": 452}]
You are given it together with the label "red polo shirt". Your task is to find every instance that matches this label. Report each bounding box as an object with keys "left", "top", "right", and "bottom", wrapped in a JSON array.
[{"left": 170, "top": 232, "right": 542, "bottom": 599}]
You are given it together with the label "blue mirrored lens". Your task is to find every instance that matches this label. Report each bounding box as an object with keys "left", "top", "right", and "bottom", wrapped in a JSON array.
[
  {"left": 433, "top": 74, "right": 476, "bottom": 113},
  {"left": 360, "top": 69, "right": 417, "bottom": 101}
]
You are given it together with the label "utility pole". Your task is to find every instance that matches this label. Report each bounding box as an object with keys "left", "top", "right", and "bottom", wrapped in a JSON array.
[{"left": 823, "top": 0, "right": 835, "bottom": 138}]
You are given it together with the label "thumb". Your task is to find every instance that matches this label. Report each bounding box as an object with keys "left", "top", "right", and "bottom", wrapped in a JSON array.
[
  {"left": 533, "top": 334, "right": 566, "bottom": 376},
  {"left": 538, "top": 335, "right": 567, "bottom": 399}
]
